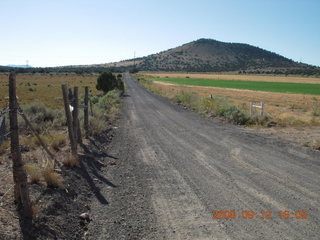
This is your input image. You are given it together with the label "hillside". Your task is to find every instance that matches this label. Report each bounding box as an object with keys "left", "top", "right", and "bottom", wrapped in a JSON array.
[
  {"left": 1, "top": 39, "right": 319, "bottom": 75},
  {"left": 105, "top": 38, "right": 312, "bottom": 73}
]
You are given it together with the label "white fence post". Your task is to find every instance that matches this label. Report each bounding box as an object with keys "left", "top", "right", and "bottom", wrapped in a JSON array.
[{"left": 250, "top": 101, "right": 265, "bottom": 116}]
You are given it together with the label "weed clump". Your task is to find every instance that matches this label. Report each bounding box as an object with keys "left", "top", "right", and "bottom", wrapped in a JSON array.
[
  {"left": 23, "top": 103, "right": 56, "bottom": 123},
  {"left": 88, "top": 89, "right": 121, "bottom": 134},
  {"left": 42, "top": 162, "right": 63, "bottom": 188},
  {"left": 62, "top": 154, "right": 79, "bottom": 167},
  {"left": 174, "top": 91, "right": 268, "bottom": 125},
  {"left": 50, "top": 134, "right": 66, "bottom": 152},
  {"left": 25, "top": 163, "right": 42, "bottom": 184},
  {"left": 0, "top": 140, "right": 10, "bottom": 155},
  {"left": 311, "top": 98, "right": 320, "bottom": 116}
]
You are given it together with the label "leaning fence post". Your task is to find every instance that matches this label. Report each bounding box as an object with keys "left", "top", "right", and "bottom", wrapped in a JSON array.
[
  {"left": 9, "top": 72, "right": 32, "bottom": 218},
  {"left": 61, "top": 84, "right": 77, "bottom": 158},
  {"left": 84, "top": 87, "right": 89, "bottom": 138}
]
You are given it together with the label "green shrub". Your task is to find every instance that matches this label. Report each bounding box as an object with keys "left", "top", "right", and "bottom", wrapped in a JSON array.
[
  {"left": 117, "top": 78, "right": 125, "bottom": 95},
  {"left": 23, "top": 103, "right": 57, "bottom": 123},
  {"left": 219, "top": 105, "right": 249, "bottom": 125},
  {"left": 20, "top": 103, "right": 65, "bottom": 133},
  {"left": 90, "top": 95, "right": 100, "bottom": 104},
  {"left": 175, "top": 91, "right": 200, "bottom": 110},
  {"left": 97, "top": 90, "right": 121, "bottom": 110},
  {"left": 96, "top": 71, "right": 117, "bottom": 93}
]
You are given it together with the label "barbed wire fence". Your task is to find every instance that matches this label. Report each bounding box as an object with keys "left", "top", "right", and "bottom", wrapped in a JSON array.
[{"left": 0, "top": 72, "right": 91, "bottom": 224}]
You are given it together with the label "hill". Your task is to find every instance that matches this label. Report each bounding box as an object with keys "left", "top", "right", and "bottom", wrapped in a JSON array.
[
  {"left": 1, "top": 39, "right": 319, "bottom": 75},
  {"left": 118, "top": 38, "right": 307, "bottom": 72}
]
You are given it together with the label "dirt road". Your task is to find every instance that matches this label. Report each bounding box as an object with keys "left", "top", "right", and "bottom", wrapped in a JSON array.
[{"left": 87, "top": 73, "right": 319, "bottom": 240}]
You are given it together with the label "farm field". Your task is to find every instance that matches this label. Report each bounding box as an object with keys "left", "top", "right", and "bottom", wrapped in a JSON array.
[
  {"left": 146, "top": 73, "right": 320, "bottom": 84},
  {"left": 147, "top": 77, "right": 320, "bottom": 95},
  {"left": 0, "top": 73, "right": 99, "bottom": 109}
]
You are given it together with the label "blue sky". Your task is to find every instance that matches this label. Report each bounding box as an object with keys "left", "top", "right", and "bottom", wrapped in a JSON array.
[{"left": 1, "top": 0, "right": 319, "bottom": 67}]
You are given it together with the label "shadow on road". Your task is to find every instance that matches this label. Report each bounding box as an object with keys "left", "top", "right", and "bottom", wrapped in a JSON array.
[{"left": 79, "top": 143, "right": 117, "bottom": 205}]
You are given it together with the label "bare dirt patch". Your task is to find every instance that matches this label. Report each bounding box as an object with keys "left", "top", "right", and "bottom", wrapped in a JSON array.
[{"left": 255, "top": 126, "right": 320, "bottom": 150}]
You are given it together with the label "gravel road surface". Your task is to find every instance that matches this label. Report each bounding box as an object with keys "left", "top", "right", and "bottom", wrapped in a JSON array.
[{"left": 87, "top": 73, "right": 320, "bottom": 240}]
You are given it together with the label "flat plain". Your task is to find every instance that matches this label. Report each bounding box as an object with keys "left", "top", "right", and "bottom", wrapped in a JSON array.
[{"left": 0, "top": 73, "right": 99, "bottom": 109}]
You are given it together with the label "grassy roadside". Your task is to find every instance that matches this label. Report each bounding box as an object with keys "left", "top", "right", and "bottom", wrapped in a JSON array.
[{"left": 136, "top": 77, "right": 268, "bottom": 126}]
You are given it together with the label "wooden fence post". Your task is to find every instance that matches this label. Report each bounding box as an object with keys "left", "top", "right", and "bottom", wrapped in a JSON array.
[
  {"left": 84, "top": 87, "right": 89, "bottom": 138},
  {"left": 260, "top": 102, "right": 264, "bottom": 116},
  {"left": 250, "top": 102, "right": 253, "bottom": 116},
  {"left": 9, "top": 72, "right": 32, "bottom": 218},
  {"left": 61, "top": 84, "right": 77, "bottom": 158},
  {"left": 72, "top": 87, "right": 82, "bottom": 144}
]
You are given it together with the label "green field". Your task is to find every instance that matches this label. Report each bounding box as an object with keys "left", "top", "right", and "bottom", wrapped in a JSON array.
[{"left": 150, "top": 77, "right": 320, "bottom": 95}]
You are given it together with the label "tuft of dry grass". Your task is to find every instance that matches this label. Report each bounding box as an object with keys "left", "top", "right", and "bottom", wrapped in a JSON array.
[
  {"left": 25, "top": 163, "right": 42, "bottom": 184},
  {"left": 0, "top": 140, "right": 10, "bottom": 155},
  {"left": 42, "top": 162, "right": 63, "bottom": 188},
  {"left": 31, "top": 202, "right": 39, "bottom": 216},
  {"left": 62, "top": 154, "right": 80, "bottom": 167},
  {"left": 31, "top": 135, "right": 50, "bottom": 147},
  {"left": 89, "top": 116, "right": 107, "bottom": 135},
  {"left": 50, "top": 134, "right": 66, "bottom": 152}
]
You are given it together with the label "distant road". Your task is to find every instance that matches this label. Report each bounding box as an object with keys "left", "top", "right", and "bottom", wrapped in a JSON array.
[{"left": 89, "top": 73, "right": 320, "bottom": 240}]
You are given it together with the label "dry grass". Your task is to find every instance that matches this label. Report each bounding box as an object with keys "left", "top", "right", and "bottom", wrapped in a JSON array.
[
  {"left": 31, "top": 203, "right": 39, "bottom": 216},
  {"left": 145, "top": 73, "right": 320, "bottom": 84},
  {"left": 42, "top": 162, "right": 63, "bottom": 188},
  {"left": 31, "top": 134, "right": 50, "bottom": 147},
  {"left": 89, "top": 116, "right": 107, "bottom": 135},
  {"left": 0, "top": 140, "right": 10, "bottom": 155},
  {"left": 25, "top": 163, "right": 42, "bottom": 184},
  {"left": 50, "top": 134, "right": 67, "bottom": 152},
  {"left": 0, "top": 73, "right": 99, "bottom": 109},
  {"left": 62, "top": 153, "right": 80, "bottom": 167}
]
